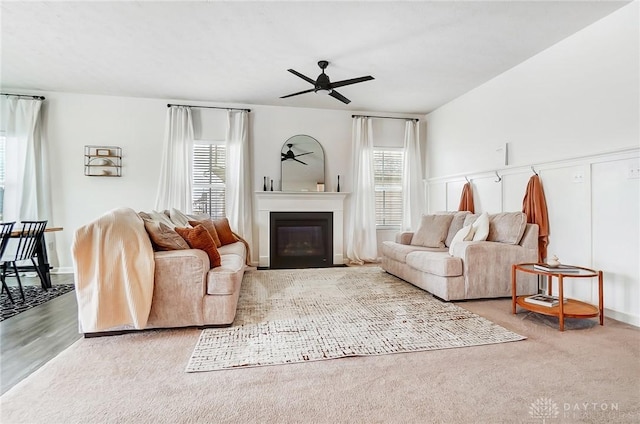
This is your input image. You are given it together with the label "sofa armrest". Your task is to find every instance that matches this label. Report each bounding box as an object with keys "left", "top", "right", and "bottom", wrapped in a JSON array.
[
  {"left": 450, "top": 240, "right": 538, "bottom": 298},
  {"left": 147, "top": 249, "right": 210, "bottom": 327},
  {"left": 396, "top": 232, "right": 414, "bottom": 245}
]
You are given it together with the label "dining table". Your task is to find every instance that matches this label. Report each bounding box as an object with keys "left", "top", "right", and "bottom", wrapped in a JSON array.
[{"left": 9, "top": 226, "right": 63, "bottom": 290}]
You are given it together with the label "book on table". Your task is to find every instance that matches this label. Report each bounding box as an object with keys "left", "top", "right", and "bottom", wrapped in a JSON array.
[
  {"left": 533, "top": 264, "right": 581, "bottom": 273},
  {"left": 524, "top": 294, "right": 569, "bottom": 308}
]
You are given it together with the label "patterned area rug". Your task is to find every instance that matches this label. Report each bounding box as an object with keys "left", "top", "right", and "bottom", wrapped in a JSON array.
[
  {"left": 186, "top": 267, "right": 525, "bottom": 372},
  {"left": 1, "top": 284, "right": 75, "bottom": 321}
]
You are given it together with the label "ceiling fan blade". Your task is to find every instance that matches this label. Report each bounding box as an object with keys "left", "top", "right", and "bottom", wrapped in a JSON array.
[
  {"left": 330, "top": 76, "right": 374, "bottom": 89},
  {"left": 293, "top": 158, "right": 307, "bottom": 165},
  {"left": 329, "top": 90, "right": 351, "bottom": 104},
  {"left": 294, "top": 151, "right": 313, "bottom": 157},
  {"left": 287, "top": 69, "right": 316, "bottom": 85},
  {"left": 280, "top": 88, "right": 316, "bottom": 99}
]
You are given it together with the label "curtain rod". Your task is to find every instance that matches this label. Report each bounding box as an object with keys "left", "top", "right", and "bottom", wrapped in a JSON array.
[
  {"left": 167, "top": 103, "right": 250, "bottom": 112},
  {"left": 1, "top": 92, "right": 45, "bottom": 100},
  {"left": 352, "top": 114, "right": 418, "bottom": 122}
]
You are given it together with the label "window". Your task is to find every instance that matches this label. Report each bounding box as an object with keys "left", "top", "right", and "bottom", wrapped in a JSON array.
[
  {"left": 192, "top": 141, "right": 225, "bottom": 218},
  {"left": 373, "top": 149, "right": 404, "bottom": 227}
]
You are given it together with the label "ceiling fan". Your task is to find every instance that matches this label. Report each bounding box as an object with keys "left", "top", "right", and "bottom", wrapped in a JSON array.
[
  {"left": 280, "top": 60, "right": 374, "bottom": 104},
  {"left": 281, "top": 144, "right": 313, "bottom": 165}
]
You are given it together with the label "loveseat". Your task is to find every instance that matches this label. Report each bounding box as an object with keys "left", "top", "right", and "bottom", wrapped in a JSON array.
[
  {"left": 72, "top": 207, "right": 247, "bottom": 336},
  {"left": 381, "top": 211, "right": 539, "bottom": 301}
]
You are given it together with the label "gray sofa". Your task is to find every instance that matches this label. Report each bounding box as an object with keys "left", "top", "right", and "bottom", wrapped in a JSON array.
[{"left": 381, "top": 211, "right": 539, "bottom": 301}]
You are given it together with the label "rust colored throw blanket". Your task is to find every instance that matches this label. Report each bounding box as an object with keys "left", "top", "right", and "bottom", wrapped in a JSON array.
[
  {"left": 522, "top": 175, "right": 549, "bottom": 262},
  {"left": 72, "top": 207, "right": 155, "bottom": 332},
  {"left": 458, "top": 182, "right": 475, "bottom": 213}
]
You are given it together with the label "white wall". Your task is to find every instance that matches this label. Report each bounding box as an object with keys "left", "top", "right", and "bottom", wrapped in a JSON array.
[
  {"left": 425, "top": 3, "right": 640, "bottom": 325},
  {"left": 36, "top": 92, "right": 421, "bottom": 272}
]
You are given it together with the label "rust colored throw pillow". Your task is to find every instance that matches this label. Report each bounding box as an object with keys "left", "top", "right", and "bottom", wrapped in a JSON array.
[
  {"left": 175, "top": 225, "right": 221, "bottom": 268},
  {"left": 188, "top": 219, "right": 221, "bottom": 248},
  {"left": 212, "top": 218, "right": 238, "bottom": 246}
]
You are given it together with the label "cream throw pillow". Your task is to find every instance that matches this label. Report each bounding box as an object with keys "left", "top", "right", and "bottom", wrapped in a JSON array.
[
  {"left": 169, "top": 208, "right": 191, "bottom": 228},
  {"left": 410, "top": 214, "right": 454, "bottom": 248},
  {"left": 148, "top": 210, "right": 176, "bottom": 228},
  {"left": 448, "top": 224, "right": 475, "bottom": 256},
  {"left": 471, "top": 212, "right": 490, "bottom": 241}
]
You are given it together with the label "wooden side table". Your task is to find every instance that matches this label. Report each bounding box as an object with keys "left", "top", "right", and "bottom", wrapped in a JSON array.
[{"left": 511, "top": 263, "right": 603, "bottom": 331}]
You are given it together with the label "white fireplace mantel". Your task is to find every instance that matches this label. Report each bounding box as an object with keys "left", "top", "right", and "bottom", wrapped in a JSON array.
[{"left": 256, "top": 191, "right": 349, "bottom": 268}]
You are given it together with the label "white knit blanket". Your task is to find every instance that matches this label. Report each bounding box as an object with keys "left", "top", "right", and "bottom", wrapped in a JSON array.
[{"left": 72, "top": 207, "right": 155, "bottom": 332}]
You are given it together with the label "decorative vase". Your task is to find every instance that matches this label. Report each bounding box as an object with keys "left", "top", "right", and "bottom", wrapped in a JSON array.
[
  {"left": 337, "top": 175, "right": 340, "bottom": 192},
  {"left": 263, "top": 176, "right": 267, "bottom": 191},
  {"left": 270, "top": 179, "right": 274, "bottom": 191}
]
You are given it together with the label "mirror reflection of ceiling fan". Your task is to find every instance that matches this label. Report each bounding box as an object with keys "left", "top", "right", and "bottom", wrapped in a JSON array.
[
  {"left": 280, "top": 60, "right": 374, "bottom": 104},
  {"left": 281, "top": 144, "right": 313, "bottom": 165}
]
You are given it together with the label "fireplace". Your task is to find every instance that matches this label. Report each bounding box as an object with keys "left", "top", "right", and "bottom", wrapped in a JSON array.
[{"left": 270, "top": 212, "right": 333, "bottom": 269}]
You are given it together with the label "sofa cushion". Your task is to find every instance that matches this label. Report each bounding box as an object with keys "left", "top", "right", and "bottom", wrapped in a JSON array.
[
  {"left": 471, "top": 212, "right": 490, "bottom": 241},
  {"left": 487, "top": 212, "right": 528, "bottom": 245},
  {"left": 175, "top": 225, "right": 221, "bottom": 268},
  {"left": 143, "top": 220, "right": 189, "bottom": 251},
  {"left": 188, "top": 219, "right": 222, "bottom": 247},
  {"left": 405, "top": 251, "right": 462, "bottom": 277},
  {"left": 206, "top": 253, "right": 245, "bottom": 295},
  {"left": 445, "top": 211, "right": 471, "bottom": 247},
  {"left": 213, "top": 218, "right": 238, "bottom": 246},
  {"left": 410, "top": 214, "right": 455, "bottom": 248},
  {"left": 217, "top": 240, "right": 247, "bottom": 257},
  {"left": 382, "top": 241, "right": 446, "bottom": 263}
]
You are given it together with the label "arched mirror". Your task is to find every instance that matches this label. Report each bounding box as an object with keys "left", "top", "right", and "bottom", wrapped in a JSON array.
[{"left": 281, "top": 135, "right": 325, "bottom": 192}]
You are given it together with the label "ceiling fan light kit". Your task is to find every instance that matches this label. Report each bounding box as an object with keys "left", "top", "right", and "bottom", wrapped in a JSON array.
[{"left": 280, "top": 60, "right": 374, "bottom": 104}]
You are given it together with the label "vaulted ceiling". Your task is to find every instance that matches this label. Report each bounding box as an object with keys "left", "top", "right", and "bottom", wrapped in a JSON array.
[{"left": 1, "top": 1, "right": 630, "bottom": 114}]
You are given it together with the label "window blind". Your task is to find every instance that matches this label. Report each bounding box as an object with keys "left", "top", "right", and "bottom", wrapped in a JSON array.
[
  {"left": 192, "top": 142, "right": 226, "bottom": 218},
  {"left": 373, "top": 149, "right": 403, "bottom": 227}
]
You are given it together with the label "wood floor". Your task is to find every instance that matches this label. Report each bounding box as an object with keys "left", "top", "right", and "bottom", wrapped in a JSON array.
[{"left": 0, "top": 274, "right": 80, "bottom": 395}]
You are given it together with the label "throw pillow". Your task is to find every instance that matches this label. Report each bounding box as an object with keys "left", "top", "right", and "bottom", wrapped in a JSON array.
[
  {"left": 448, "top": 224, "right": 475, "bottom": 256},
  {"left": 410, "top": 214, "right": 455, "bottom": 248},
  {"left": 213, "top": 218, "right": 238, "bottom": 246},
  {"left": 148, "top": 210, "right": 176, "bottom": 228},
  {"left": 143, "top": 220, "right": 190, "bottom": 251},
  {"left": 445, "top": 211, "right": 471, "bottom": 247},
  {"left": 471, "top": 212, "right": 490, "bottom": 241},
  {"left": 169, "top": 208, "right": 191, "bottom": 228},
  {"left": 188, "top": 219, "right": 221, "bottom": 248},
  {"left": 174, "top": 225, "right": 221, "bottom": 268}
]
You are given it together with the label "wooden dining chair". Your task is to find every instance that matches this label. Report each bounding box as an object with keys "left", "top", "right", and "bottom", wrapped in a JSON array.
[
  {"left": 0, "top": 220, "right": 48, "bottom": 302},
  {"left": 0, "top": 221, "right": 16, "bottom": 303}
]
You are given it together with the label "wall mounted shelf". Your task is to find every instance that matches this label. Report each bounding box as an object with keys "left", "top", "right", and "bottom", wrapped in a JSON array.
[{"left": 84, "top": 145, "right": 122, "bottom": 177}]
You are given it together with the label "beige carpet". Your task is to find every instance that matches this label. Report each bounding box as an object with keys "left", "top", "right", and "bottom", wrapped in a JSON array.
[
  {"left": 187, "top": 267, "right": 524, "bottom": 372},
  {"left": 1, "top": 270, "right": 639, "bottom": 423}
]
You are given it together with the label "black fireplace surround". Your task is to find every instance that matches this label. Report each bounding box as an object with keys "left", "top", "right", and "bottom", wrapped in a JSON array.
[{"left": 270, "top": 212, "right": 333, "bottom": 269}]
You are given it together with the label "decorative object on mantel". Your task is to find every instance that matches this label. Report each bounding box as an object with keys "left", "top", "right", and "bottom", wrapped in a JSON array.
[
  {"left": 270, "top": 179, "right": 274, "bottom": 191},
  {"left": 337, "top": 175, "right": 340, "bottom": 192},
  {"left": 84, "top": 145, "right": 122, "bottom": 177},
  {"left": 316, "top": 183, "right": 325, "bottom": 192},
  {"left": 186, "top": 267, "right": 525, "bottom": 373},
  {"left": 263, "top": 176, "right": 267, "bottom": 191}
]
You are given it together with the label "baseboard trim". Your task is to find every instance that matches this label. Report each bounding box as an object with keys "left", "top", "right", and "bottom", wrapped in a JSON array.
[{"left": 604, "top": 308, "right": 640, "bottom": 327}]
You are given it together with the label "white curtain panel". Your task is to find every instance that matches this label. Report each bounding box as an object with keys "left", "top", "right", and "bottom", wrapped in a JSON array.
[
  {"left": 155, "top": 106, "right": 194, "bottom": 212},
  {"left": 1, "top": 97, "right": 51, "bottom": 222},
  {"left": 346, "top": 117, "right": 378, "bottom": 264},
  {"left": 225, "top": 110, "right": 253, "bottom": 259},
  {"left": 401, "top": 119, "right": 424, "bottom": 231}
]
